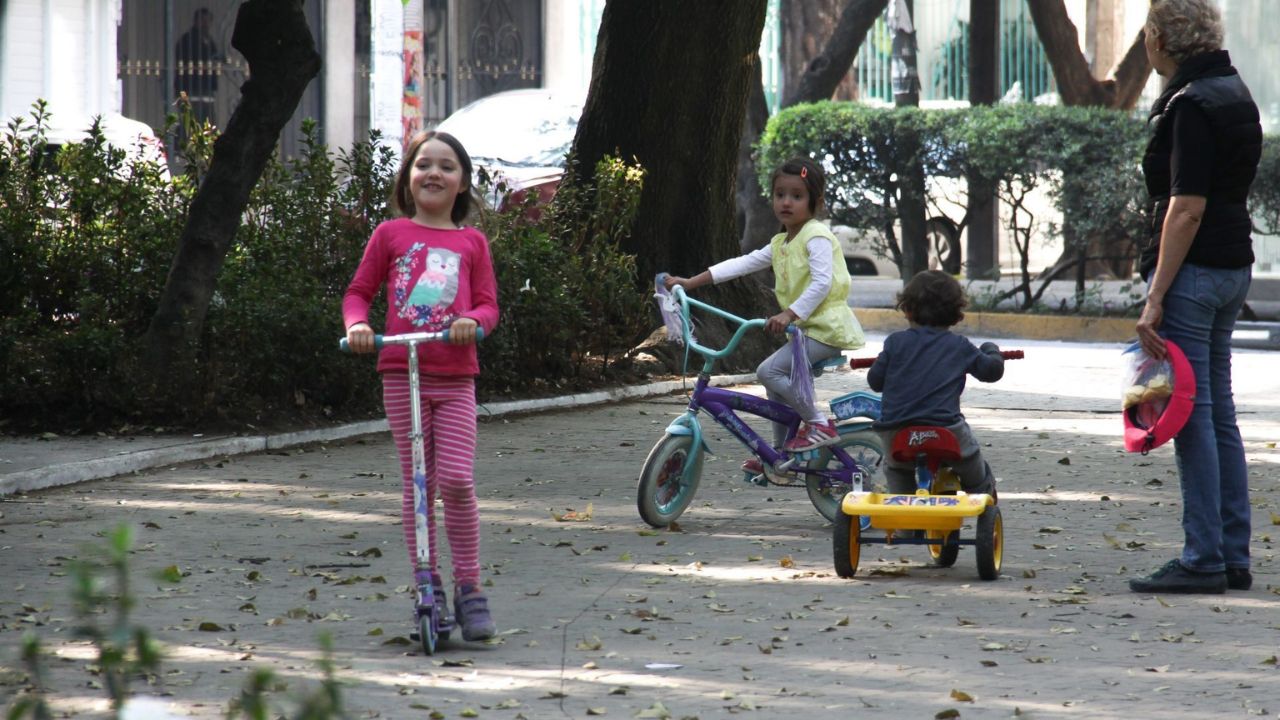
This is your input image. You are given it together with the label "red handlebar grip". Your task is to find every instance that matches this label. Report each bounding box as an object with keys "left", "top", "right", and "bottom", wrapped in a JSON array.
[{"left": 1002, "top": 349, "right": 1024, "bottom": 360}]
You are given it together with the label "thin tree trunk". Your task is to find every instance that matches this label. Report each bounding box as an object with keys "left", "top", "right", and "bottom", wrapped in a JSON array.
[{"left": 141, "top": 0, "right": 321, "bottom": 404}]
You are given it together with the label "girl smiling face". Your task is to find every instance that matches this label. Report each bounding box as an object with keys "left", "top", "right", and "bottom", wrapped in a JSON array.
[{"left": 409, "top": 138, "right": 467, "bottom": 227}]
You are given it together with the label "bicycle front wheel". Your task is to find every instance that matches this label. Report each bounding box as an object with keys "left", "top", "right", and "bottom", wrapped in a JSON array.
[
  {"left": 637, "top": 433, "right": 703, "bottom": 527},
  {"left": 805, "top": 430, "right": 885, "bottom": 523}
]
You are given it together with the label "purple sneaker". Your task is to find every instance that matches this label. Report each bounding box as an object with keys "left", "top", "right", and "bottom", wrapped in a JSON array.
[{"left": 453, "top": 584, "right": 496, "bottom": 641}]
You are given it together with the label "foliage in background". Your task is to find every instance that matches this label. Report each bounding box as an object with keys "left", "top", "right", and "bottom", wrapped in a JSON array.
[
  {"left": 476, "top": 155, "right": 651, "bottom": 396},
  {"left": 758, "top": 101, "right": 1150, "bottom": 312},
  {"left": 1, "top": 101, "right": 650, "bottom": 431}
]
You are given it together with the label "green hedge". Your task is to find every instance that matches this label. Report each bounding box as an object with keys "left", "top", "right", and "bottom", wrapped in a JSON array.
[{"left": 0, "top": 103, "right": 650, "bottom": 431}]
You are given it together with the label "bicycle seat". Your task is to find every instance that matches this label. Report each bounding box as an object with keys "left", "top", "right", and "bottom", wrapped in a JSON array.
[
  {"left": 810, "top": 354, "right": 847, "bottom": 377},
  {"left": 890, "top": 426, "right": 962, "bottom": 466}
]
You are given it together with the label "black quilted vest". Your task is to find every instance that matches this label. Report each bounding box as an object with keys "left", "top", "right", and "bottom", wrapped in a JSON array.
[{"left": 1139, "top": 50, "right": 1261, "bottom": 280}]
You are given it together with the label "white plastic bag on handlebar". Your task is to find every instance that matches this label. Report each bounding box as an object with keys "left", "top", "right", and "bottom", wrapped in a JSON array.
[{"left": 654, "top": 275, "right": 693, "bottom": 345}]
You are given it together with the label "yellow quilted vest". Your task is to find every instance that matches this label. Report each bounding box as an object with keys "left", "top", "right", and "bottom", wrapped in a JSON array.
[{"left": 770, "top": 219, "right": 865, "bottom": 350}]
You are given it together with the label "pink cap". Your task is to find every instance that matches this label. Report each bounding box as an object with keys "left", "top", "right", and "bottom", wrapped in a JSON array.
[{"left": 1124, "top": 339, "right": 1195, "bottom": 454}]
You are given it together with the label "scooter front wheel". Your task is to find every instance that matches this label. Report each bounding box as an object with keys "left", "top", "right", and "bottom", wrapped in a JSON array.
[
  {"left": 417, "top": 610, "right": 438, "bottom": 655},
  {"left": 637, "top": 433, "right": 703, "bottom": 527}
]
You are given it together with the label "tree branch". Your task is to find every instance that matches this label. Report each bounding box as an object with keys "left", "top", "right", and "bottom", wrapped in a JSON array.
[{"left": 785, "top": 0, "right": 889, "bottom": 106}]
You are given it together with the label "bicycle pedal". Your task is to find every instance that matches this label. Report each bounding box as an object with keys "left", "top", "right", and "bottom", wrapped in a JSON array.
[{"left": 743, "top": 472, "right": 769, "bottom": 487}]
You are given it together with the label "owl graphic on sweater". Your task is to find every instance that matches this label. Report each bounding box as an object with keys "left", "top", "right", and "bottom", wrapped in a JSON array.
[{"left": 396, "top": 245, "right": 461, "bottom": 328}]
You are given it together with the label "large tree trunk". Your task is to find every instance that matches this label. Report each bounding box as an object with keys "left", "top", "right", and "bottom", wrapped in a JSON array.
[
  {"left": 142, "top": 0, "right": 321, "bottom": 400},
  {"left": 570, "top": 0, "right": 771, "bottom": 365}
]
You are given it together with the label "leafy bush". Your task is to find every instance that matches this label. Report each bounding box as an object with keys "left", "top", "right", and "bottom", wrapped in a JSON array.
[
  {"left": 477, "top": 155, "right": 650, "bottom": 395},
  {"left": 1, "top": 99, "right": 650, "bottom": 430}
]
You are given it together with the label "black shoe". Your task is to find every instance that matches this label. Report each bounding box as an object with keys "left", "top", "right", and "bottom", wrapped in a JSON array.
[
  {"left": 1226, "top": 568, "right": 1252, "bottom": 591},
  {"left": 1128, "top": 559, "right": 1226, "bottom": 594}
]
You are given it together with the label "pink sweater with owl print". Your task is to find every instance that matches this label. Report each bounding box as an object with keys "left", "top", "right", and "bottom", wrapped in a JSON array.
[{"left": 342, "top": 218, "right": 500, "bottom": 376}]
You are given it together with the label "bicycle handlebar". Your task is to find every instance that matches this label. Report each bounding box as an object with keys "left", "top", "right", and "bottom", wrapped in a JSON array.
[
  {"left": 339, "top": 327, "right": 485, "bottom": 353},
  {"left": 848, "top": 348, "right": 1023, "bottom": 370},
  {"left": 660, "top": 281, "right": 790, "bottom": 361}
]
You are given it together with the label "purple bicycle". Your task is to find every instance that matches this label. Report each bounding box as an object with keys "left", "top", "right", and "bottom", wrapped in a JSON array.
[{"left": 638, "top": 280, "right": 884, "bottom": 526}]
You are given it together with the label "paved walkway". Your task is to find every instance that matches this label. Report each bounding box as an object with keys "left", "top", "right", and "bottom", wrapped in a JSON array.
[{"left": 2, "top": 337, "right": 1279, "bottom": 718}]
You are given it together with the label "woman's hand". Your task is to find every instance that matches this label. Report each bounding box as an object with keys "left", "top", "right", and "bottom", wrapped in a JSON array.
[
  {"left": 346, "top": 322, "right": 376, "bottom": 354},
  {"left": 448, "top": 317, "right": 479, "bottom": 345},
  {"left": 765, "top": 309, "right": 798, "bottom": 335},
  {"left": 1136, "top": 299, "right": 1167, "bottom": 360}
]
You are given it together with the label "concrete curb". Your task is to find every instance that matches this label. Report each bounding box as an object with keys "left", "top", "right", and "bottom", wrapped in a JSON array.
[
  {"left": 856, "top": 307, "right": 1137, "bottom": 343},
  {"left": 0, "top": 374, "right": 755, "bottom": 497}
]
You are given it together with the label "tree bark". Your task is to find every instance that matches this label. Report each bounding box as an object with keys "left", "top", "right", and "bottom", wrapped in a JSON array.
[
  {"left": 570, "top": 0, "right": 773, "bottom": 363},
  {"left": 965, "top": 0, "right": 999, "bottom": 280},
  {"left": 1026, "top": 0, "right": 1150, "bottom": 110},
  {"left": 892, "top": 0, "right": 929, "bottom": 282},
  {"left": 785, "top": 0, "right": 889, "bottom": 107},
  {"left": 737, "top": 67, "right": 778, "bottom": 254},
  {"left": 142, "top": 0, "right": 321, "bottom": 400},
  {"left": 1027, "top": 0, "right": 1153, "bottom": 282},
  {"left": 780, "top": 0, "right": 862, "bottom": 105}
]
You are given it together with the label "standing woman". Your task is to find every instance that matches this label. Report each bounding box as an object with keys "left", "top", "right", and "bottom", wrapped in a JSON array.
[{"left": 1130, "top": 0, "right": 1262, "bottom": 595}]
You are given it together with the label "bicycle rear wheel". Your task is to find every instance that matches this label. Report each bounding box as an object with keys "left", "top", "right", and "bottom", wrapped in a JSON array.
[
  {"left": 805, "top": 430, "right": 885, "bottom": 523},
  {"left": 637, "top": 434, "right": 703, "bottom": 527}
]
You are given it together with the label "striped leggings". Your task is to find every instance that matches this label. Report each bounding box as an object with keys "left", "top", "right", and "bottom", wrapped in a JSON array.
[{"left": 382, "top": 372, "right": 481, "bottom": 588}]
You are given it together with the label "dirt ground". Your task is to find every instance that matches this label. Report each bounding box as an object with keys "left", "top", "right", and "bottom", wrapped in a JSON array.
[{"left": 2, "top": 339, "right": 1279, "bottom": 719}]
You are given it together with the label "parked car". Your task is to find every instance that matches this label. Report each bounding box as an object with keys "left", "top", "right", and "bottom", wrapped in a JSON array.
[
  {"left": 833, "top": 216, "right": 961, "bottom": 279},
  {"left": 435, "top": 88, "right": 582, "bottom": 211},
  {"left": 43, "top": 110, "right": 169, "bottom": 179}
]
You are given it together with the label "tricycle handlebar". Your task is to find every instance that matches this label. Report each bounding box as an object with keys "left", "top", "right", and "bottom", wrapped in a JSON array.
[{"left": 848, "top": 348, "right": 1023, "bottom": 370}]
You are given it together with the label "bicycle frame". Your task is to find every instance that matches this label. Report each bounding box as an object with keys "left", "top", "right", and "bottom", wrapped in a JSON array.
[{"left": 661, "top": 285, "right": 871, "bottom": 487}]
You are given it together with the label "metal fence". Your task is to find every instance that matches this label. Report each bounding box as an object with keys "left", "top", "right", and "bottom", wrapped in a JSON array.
[{"left": 855, "top": 0, "right": 1053, "bottom": 104}]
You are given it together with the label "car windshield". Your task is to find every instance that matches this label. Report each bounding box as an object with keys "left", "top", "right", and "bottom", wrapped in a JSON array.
[{"left": 439, "top": 92, "right": 581, "bottom": 168}]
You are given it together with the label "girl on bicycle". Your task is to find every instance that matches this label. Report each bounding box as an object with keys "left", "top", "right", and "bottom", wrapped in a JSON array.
[
  {"left": 343, "top": 130, "right": 499, "bottom": 642},
  {"left": 664, "top": 157, "right": 864, "bottom": 474},
  {"left": 867, "top": 270, "right": 1003, "bottom": 498}
]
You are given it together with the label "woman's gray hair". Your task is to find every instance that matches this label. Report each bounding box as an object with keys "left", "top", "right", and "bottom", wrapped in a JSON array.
[{"left": 1146, "top": 0, "right": 1225, "bottom": 65}]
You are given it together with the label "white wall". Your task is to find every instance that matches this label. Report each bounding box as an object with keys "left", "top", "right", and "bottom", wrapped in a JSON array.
[
  {"left": 323, "top": 0, "right": 356, "bottom": 154},
  {"left": 1, "top": 0, "right": 121, "bottom": 124}
]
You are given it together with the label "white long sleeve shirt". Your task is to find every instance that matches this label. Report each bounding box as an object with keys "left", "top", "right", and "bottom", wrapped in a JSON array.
[{"left": 708, "top": 235, "right": 835, "bottom": 320}]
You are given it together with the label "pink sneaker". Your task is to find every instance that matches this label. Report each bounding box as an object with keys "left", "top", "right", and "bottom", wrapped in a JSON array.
[
  {"left": 783, "top": 420, "right": 839, "bottom": 452},
  {"left": 741, "top": 458, "right": 765, "bottom": 475}
]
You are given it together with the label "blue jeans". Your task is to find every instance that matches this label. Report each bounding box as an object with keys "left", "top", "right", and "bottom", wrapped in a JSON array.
[{"left": 1157, "top": 263, "right": 1252, "bottom": 573}]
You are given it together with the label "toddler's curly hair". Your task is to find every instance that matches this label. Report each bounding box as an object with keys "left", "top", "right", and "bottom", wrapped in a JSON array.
[{"left": 896, "top": 270, "right": 966, "bottom": 328}]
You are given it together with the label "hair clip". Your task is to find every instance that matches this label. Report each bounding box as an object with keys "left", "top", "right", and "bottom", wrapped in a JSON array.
[{"left": 800, "top": 166, "right": 808, "bottom": 178}]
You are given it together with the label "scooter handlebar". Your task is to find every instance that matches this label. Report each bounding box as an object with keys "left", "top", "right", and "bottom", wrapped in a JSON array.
[{"left": 339, "top": 327, "right": 485, "bottom": 353}]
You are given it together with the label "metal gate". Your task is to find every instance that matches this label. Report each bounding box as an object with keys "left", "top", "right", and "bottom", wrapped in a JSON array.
[{"left": 116, "top": 0, "right": 324, "bottom": 161}]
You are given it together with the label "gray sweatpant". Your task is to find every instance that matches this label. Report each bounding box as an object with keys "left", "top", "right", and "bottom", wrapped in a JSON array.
[
  {"left": 875, "top": 419, "right": 996, "bottom": 496},
  {"left": 756, "top": 336, "right": 843, "bottom": 447}
]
